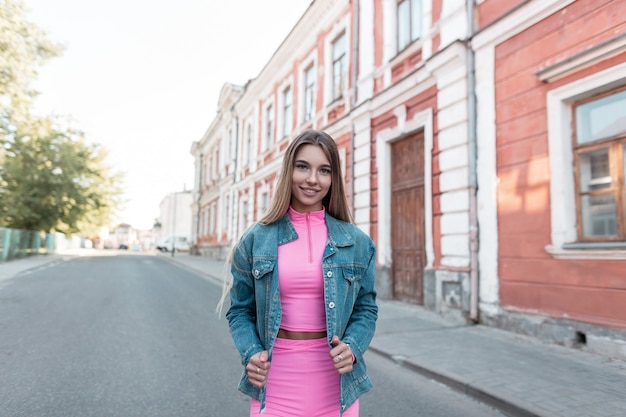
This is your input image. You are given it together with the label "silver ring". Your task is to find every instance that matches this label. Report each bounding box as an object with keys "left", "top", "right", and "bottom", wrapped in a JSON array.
[
  {"left": 337, "top": 354, "right": 343, "bottom": 362},
  {"left": 257, "top": 367, "right": 261, "bottom": 374}
]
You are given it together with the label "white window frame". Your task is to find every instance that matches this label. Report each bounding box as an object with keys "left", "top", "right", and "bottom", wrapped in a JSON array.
[
  {"left": 203, "top": 206, "right": 209, "bottom": 236},
  {"left": 221, "top": 195, "right": 229, "bottom": 236},
  {"left": 227, "top": 128, "right": 233, "bottom": 163},
  {"left": 323, "top": 15, "right": 350, "bottom": 105},
  {"left": 332, "top": 33, "right": 347, "bottom": 101},
  {"left": 396, "top": 0, "right": 423, "bottom": 52},
  {"left": 241, "top": 196, "right": 250, "bottom": 232},
  {"left": 278, "top": 82, "right": 293, "bottom": 138},
  {"left": 209, "top": 202, "right": 216, "bottom": 235},
  {"left": 263, "top": 99, "right": 275, "bottom": 151},
  {"left": 244, "top": 122, "right": 253, "bottom": 167},
  {"left": 203, "top": 155, "right": 210, "bottom": 187},
  {"left": 546, "top": 61, "right": 626, "bottom": 259},
  {"left": 257, "top": 183, "right": 270, "bottom": 219},
  {"left": 303, "top": 65, "right": 315, "bottom": 122},
  {"left": 212, "top": 148, "right": 218, "bottom": 181},
  {"left": 298, "top": 51, "right": 317, "bottom": 125}
]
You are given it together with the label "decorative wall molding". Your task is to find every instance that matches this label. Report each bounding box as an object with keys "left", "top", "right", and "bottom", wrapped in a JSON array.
[{"left": 536, "top": 32, "right": 626, "bottom": 83}]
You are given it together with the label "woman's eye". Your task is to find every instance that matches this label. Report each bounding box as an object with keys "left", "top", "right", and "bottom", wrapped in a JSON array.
[
  {"left": 319, "top": 168, "right": 331, "bottom": 175},
  {"left": 295, "top": 163, "right": 309, "bottom": 170}
]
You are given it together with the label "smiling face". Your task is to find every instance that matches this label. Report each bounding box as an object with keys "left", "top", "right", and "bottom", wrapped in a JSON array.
[{"left": 290, "top": 144, "right": 332, "bottom": 213}]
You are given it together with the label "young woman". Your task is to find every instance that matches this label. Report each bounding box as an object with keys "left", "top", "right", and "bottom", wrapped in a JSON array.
[{"left": 218, "top": 129, "right": 378, "bottom": 416}]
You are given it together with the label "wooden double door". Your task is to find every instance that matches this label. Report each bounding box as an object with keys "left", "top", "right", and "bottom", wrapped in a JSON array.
[{"left": 391, "top": 131, "right": 426, "bottom": 304}]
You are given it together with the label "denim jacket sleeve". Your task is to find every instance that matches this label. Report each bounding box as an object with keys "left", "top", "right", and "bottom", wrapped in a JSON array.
[
  {"left": 341, "top": 237, "right": 378, "bottom": 363},
  {"left": 225, "top": 226, "right": 265, "bottom": 366}
]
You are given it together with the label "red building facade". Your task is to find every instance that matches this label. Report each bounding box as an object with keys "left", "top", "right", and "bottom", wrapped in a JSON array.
[{"left": 473, "top": 0, "right": 626, "bottom": 354}]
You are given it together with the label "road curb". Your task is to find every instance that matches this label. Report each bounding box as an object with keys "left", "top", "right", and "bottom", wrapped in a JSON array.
[
  {"left": 156, "top": 254, "right": 224, "bottom": 286},
  {"left": 368, "top": 346, "right": 559, "bottom": 417},
  {"left": 0, "top": 255, "right": 65, "bottom": 282}
]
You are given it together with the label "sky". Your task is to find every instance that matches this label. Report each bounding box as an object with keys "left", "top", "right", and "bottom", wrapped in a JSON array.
[{"left": 24, "top": 0, "right": 311, "bottom": 230}]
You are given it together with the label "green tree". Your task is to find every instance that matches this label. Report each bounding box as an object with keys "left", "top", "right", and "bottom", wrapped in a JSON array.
[
  {"left": 0, "top": 118, "right": 124, "bottom": 233},
  {"left": 0, "top": 0, "right": 62, "bottom": 128},
  {"left": 0, "top": 0, "right": 124, "bottom": 234}
]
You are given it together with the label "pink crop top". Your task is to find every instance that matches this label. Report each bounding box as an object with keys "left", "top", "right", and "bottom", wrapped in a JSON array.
[{"left": 277, "top": 207, "right": 328, "bottom": 332}]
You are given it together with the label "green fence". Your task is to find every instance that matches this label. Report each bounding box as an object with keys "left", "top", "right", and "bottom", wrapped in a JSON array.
[{"left": 0, "top": 228, "right": 70, "bottom": 263}]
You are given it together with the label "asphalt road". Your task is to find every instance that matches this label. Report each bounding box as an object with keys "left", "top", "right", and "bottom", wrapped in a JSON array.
[{"left": 0, "top": 254, "right": 505, "bottom": 417}]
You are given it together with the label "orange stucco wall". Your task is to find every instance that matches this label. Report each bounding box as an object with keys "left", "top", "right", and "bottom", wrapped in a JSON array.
[
  {"left": 495, "top": 0, "right": 626, "bottom": 328},
  {"left": 477, "top": 0, "right": 526, "bottom": 29}
]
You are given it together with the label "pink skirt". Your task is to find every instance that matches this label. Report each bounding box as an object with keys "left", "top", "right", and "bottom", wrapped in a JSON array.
[{"left": 250, "top": 337, "right": 359, "bottom": 417}]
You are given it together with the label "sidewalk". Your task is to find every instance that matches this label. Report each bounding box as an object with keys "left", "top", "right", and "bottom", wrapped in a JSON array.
[
  {"left": 2, "top": 252, "right": 625, "bottom": 417},
  {"left": 0, "top": 251, "right": 83, "bottom": 282}
]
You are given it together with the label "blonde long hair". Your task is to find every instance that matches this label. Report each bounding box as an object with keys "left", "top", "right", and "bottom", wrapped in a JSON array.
[{"left": 216, "top": 129, "right": 353, "bottom": 315}]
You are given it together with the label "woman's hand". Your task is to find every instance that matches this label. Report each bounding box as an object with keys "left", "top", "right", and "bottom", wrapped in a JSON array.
[
  {"left": 330, "top": 335, "right": 354, "bottom": 374},
  {"left": 246, "top": 350, "right": 271, "bottom": 388}
]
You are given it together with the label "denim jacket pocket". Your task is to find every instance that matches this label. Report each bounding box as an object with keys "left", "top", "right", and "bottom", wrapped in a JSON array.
[
  {"left": 341, "top": 265, "right": 364, "bottom": 291},
  {"left": 251, "top": 259, "right": 274, "bottom": 280},
  {"left": 341, "top": 266, "right": 363, "bottom": 283}
]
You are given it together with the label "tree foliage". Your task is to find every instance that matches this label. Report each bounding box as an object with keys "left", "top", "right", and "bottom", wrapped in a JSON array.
[
  {"left": 0, "top": 119, "right": 124, "bottom": 234},
  {"left": 0, "top": 0, "right": 62, "bottom": 125},
  {"left": 0, "top": 0, "right": 124, "bottom": 234}
]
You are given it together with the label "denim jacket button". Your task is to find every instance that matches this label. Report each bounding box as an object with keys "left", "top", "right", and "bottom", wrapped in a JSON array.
[
  {"left": 326, "top": 271, "right": 333, "bottom": 277},
  {"left": 329, "top": 302, "right": 335, "bottom": 308},
  {"left": 254, "top": 269, "right": 260, "bottom": 276}
]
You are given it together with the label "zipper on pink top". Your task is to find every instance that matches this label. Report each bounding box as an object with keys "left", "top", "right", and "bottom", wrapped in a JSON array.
[{"left": 307, "top": 212, "right": 313, "bottom": 263}]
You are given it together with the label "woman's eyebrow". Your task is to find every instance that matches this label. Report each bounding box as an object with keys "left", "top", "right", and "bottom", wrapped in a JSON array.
[{"left": 294, "top": 159, "right": 331, "bottom": 168}]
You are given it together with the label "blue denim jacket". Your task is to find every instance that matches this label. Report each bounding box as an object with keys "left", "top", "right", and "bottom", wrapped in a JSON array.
[{"left": 226, "top": 212, "right": 378, "bottom": 414}]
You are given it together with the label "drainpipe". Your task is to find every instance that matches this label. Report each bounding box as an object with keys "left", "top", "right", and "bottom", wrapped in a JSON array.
[
  {"left": 350, "top": 0, "right": 360, "bottom": 219},
  {"left": 466, "top": 0, "right": 479, "bottom": 322}
]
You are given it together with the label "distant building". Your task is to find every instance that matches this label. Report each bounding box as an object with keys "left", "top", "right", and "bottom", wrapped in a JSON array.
[
  {"left": 102, "top": 223, "right": 138, "bottom": 249},
  {"left": 157, "top": 190, "right": 193, "bottom": 252}
]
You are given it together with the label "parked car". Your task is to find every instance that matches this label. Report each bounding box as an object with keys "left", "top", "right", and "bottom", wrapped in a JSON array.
[{"left": 156, "top": 236, "right": 190, "bottom": 252}]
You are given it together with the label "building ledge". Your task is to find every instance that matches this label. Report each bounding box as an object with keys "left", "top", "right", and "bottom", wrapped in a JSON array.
[
  {"left": 545, "top": 244, "right": 626, "bottom": 260},
  {"left": 536, "top": 32, "right": 626, "bottom": 82}
]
